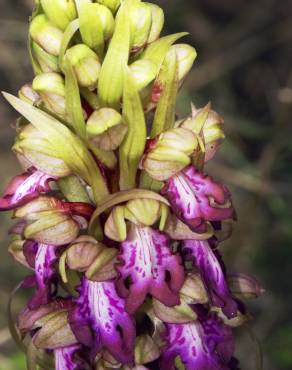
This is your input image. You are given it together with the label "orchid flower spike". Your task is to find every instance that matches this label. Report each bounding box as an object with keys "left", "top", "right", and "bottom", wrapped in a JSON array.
[{"left": 0, "top": 0, "right": 263, "bottom": 369}]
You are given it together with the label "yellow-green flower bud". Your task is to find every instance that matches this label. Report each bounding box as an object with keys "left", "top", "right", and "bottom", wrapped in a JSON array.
[
  {"left": 146, "top": 3, "right": 164, "bottom": 43},
  {"left": 65, "top": 44, "right": 101, "bottom": 89},
  {"left": 142, "top": 127, "right": 198, "bottom": 181},
  {"left": 18, "top": 84, "right": 40, "bottom": 105},
  {"left": 86, "top": 108, "right": 127, "bottom": 150},
  {"left": 31, "top": 41, "right": 60, "bottom": 73},
  {"left": 40, "top": 0, "right": 77, "bottom": 31},
  {"left": 181, "top": 103, "right": 225, "bottom": 161},
  {"left": 129, "top": 60, "right": 156, "bottom": 91},
  {"left": 170, "top": 44, "right": 197, "bottom": 82},
  {"left": 96, "top": 0, "right": 121, "bottom": 13},
  {"left": 95, "top": 4, "right": 115, "bottom": 40},
  {"left": 29, "top": 14, "right": 64, "bottom": 56},
  {"left": 13, "top": 124, "right": 71, "bottom": 177},
  {"left": 32, "top": 72, "right": 66, "bottom": 117},
  {"left": 129, "top": 1, "right": 152, "bottom": 50}
]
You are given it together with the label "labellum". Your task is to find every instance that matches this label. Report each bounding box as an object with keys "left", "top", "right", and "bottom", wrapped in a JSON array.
[{"left": 0, "top": 1, "right": 262, "bottom": 369}]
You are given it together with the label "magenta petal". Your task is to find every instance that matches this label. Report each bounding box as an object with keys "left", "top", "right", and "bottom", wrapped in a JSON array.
[
  {"left": 183, "top": 240, "right": 238, "bottom": 318},
  {"left": 73, "top": 278, "right": 135, "bottom": 364},
  {"left": 0, "top": 170, "right": 54, "bottom": 211},
  {"left": 28, "top": 244, "right": 58, "bottom": 309},
  {"left": 117, "top": 225, "right": 185, "bottom": 314},
  {"left": 54, "top": 345, "right": 90, "bottom": 370},
  {"left": 161, "top": 165, "right": 235, "bottom": 231},
  {"left": 160, "top": 313, "right": 234, "bottom": 370}
]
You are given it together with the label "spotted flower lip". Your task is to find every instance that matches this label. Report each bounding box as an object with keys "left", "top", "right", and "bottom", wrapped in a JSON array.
[
  {"left": 28, "top": 243, "right": 58, "bottom": 309},
  {"left": 161, "top": 165, "right": 236, "bottom": 232},
  {"left": 69, "top": 278, "right": 135, "bottom": 365},
  {"left": 160, "top": 313, "right": 234, "bottom": 370},
  {"left": 116, "top": 224, "right": 185, "bottom": 314},
  {"left": 0, "top": 169, "right": 54, "bottom": 211},
  {"left": 183, "top": 239, "right": 238, "bottom": 319}
]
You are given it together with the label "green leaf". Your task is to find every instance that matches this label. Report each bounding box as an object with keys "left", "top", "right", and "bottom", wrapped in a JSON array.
[
  {"left": 140, "top": 32, "right": 188, "bottom": 75},
  {"left": 57, "top": 175, "right": 91, "bottom": 203},
  {"left": 64, "top": 59, "right": 86, "bottom": 138},
  {"left": 151, "top": 48, "right": 179, "bottom": 137},
  {"left": 3, "top": 93, "right": 109, "bottom": 204},
  {"left": 98, "top": 1, "right": 130, "bottom": 108},
  {"left": 59, "top": 19, "right": 80, "bottom": 71},
  {"left": 119, "top": 68, "right": 147, "bottom": 190}
]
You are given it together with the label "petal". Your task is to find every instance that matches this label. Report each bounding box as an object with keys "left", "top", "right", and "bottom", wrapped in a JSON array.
[
  {"left": 160, "top": 313, "right": 234, "bottom": 370},
  {"left": 28, "top": 243, "right": 58, "bottom": 309},
  {"left": 0, "top": 170, "right": 54, "bottom": 211},
  {"left": 161, "top": 165, "right": 235, "bottom": 232},
  {"left": 72, "top": 278, "right": 135, "bottom": 364},
  {"left": 183, "top": 240, "right": 238, "bottom": 318},
  {"left": 54, "top": 344, "right": 90, "bottom": 370},
  {"left": 116, "top": 225, "right": 185, "bottom": 314}
]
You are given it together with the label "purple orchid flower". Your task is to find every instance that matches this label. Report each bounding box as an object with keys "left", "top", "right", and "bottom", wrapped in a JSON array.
[
  {"left": 161, "top": 165, "right": 236, "bottom": 232},
  {"left": 160, "top": 312, "right": 234, "bottom": 370},
  {"left": 0, "top": 169, "right": 54, "bottom": 211},
  {"left": 28, "top": 243, "right": 58, "bottom": 309},
  {"left": 183, "top": 239, "right": 238, "bottom": 318},
  {"left": 116, "top": 224, "right": 185, "bottom": 314},
  {"left": 69, "top": 278, "right": 135, "bottom": 365}
]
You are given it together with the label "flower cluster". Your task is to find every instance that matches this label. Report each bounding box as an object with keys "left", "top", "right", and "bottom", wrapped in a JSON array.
[{"left": 1, "top": 1, "right": 264, "bottom": 369}]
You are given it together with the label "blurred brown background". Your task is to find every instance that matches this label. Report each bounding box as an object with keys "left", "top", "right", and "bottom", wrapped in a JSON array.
[{"left": 0, "top": 0, "right": 291, "bottom": 369}]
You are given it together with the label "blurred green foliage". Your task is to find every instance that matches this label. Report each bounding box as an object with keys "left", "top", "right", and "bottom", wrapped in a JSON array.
[{"left": 0, "top": 0, "right": 291, "bottom": 369}]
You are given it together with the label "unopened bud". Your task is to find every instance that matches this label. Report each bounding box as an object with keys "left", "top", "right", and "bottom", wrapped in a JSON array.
[
  {"left": 170, "top": 44, "right": 197, "bottom": 82},
  {"left": 142, "top": 128, "right": 198, "bottom": 181},
  {"left": 94, "top": 4, "right": 115, "bottom": 40},
  {"left": 13, "top": 124, "right": 71, "bottom": 177},
  {"left": 31, "top": 41, "right": 60, "bottom": 73},
  {"left": 86, "top": 108, "right": 127, "bottom": 150},
  {"left": 180, "top": 273, "right": 209, "bottom": 304},
  {"left": 41, "top": 0, "right": 77, "bottom": 31},
  {"left": 146, "top": 3, "right": 164, "bottom": 43},
  {"left": 65, "top": 44, "right": 101, "bottom": 89},
  {"left": 104, "top": 205, "right": 127, "bottom": 242},
  {"left": 181, "top": 103, "right": 225, "bottom": 162},
  {"left": 96, "top": 0, "right": 121, "bottom": 13},
  {"left": 32, "top": 72, "right": 66, "bottom": 117},
  {"left": 8, "top": 239, "right": 30, "bottom": 268},
  {"left": 129, "top": 1, "right": 152, "bottom": 50},
  {"left": 135, "top": 335, "right": 160, "bottom": 365},
  {"left": 30, "top": 14, "right": 63, "bottom": 56},
  {"left": 18, "top": 84, "right": 40, "bottom": 105},
  {"left": 129, "top": 60, "right": 156, "bottom": 91},
  {"left": 228, "top": 273, "right": 265, "bottom": 300}
]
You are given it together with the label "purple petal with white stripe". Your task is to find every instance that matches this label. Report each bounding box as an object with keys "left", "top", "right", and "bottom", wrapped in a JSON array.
[
  {"left": 28, "top": 243, "right": 58, "bottom": 309},
  {"left": 161, "top": 165, "right": 235, "bottom": 232},
  {"left": 71, "top": 278, "right": 135, "bottom": 364},
  {"left": 0, "top": 170, "right": 54, "bottom": 211},
  {"left": 183, "top": 240, "right": 238, "bottom": 318},
  {"left": 160, "top": 313, "right": 234, "bottom": 370},
  {"left": 116, "top": 225, "right": 185, "bottom": 314},
  {"left": 54, "top": 345, "right": 90, "bottom": 370}
]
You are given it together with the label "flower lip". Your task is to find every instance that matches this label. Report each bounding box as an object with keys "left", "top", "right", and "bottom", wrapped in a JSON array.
[
  {"left": 0, "top": 169, "right": 54, "bottom": 211},
  {"left": 116, "top": 224, "right": 185, "bottom": 314}
]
